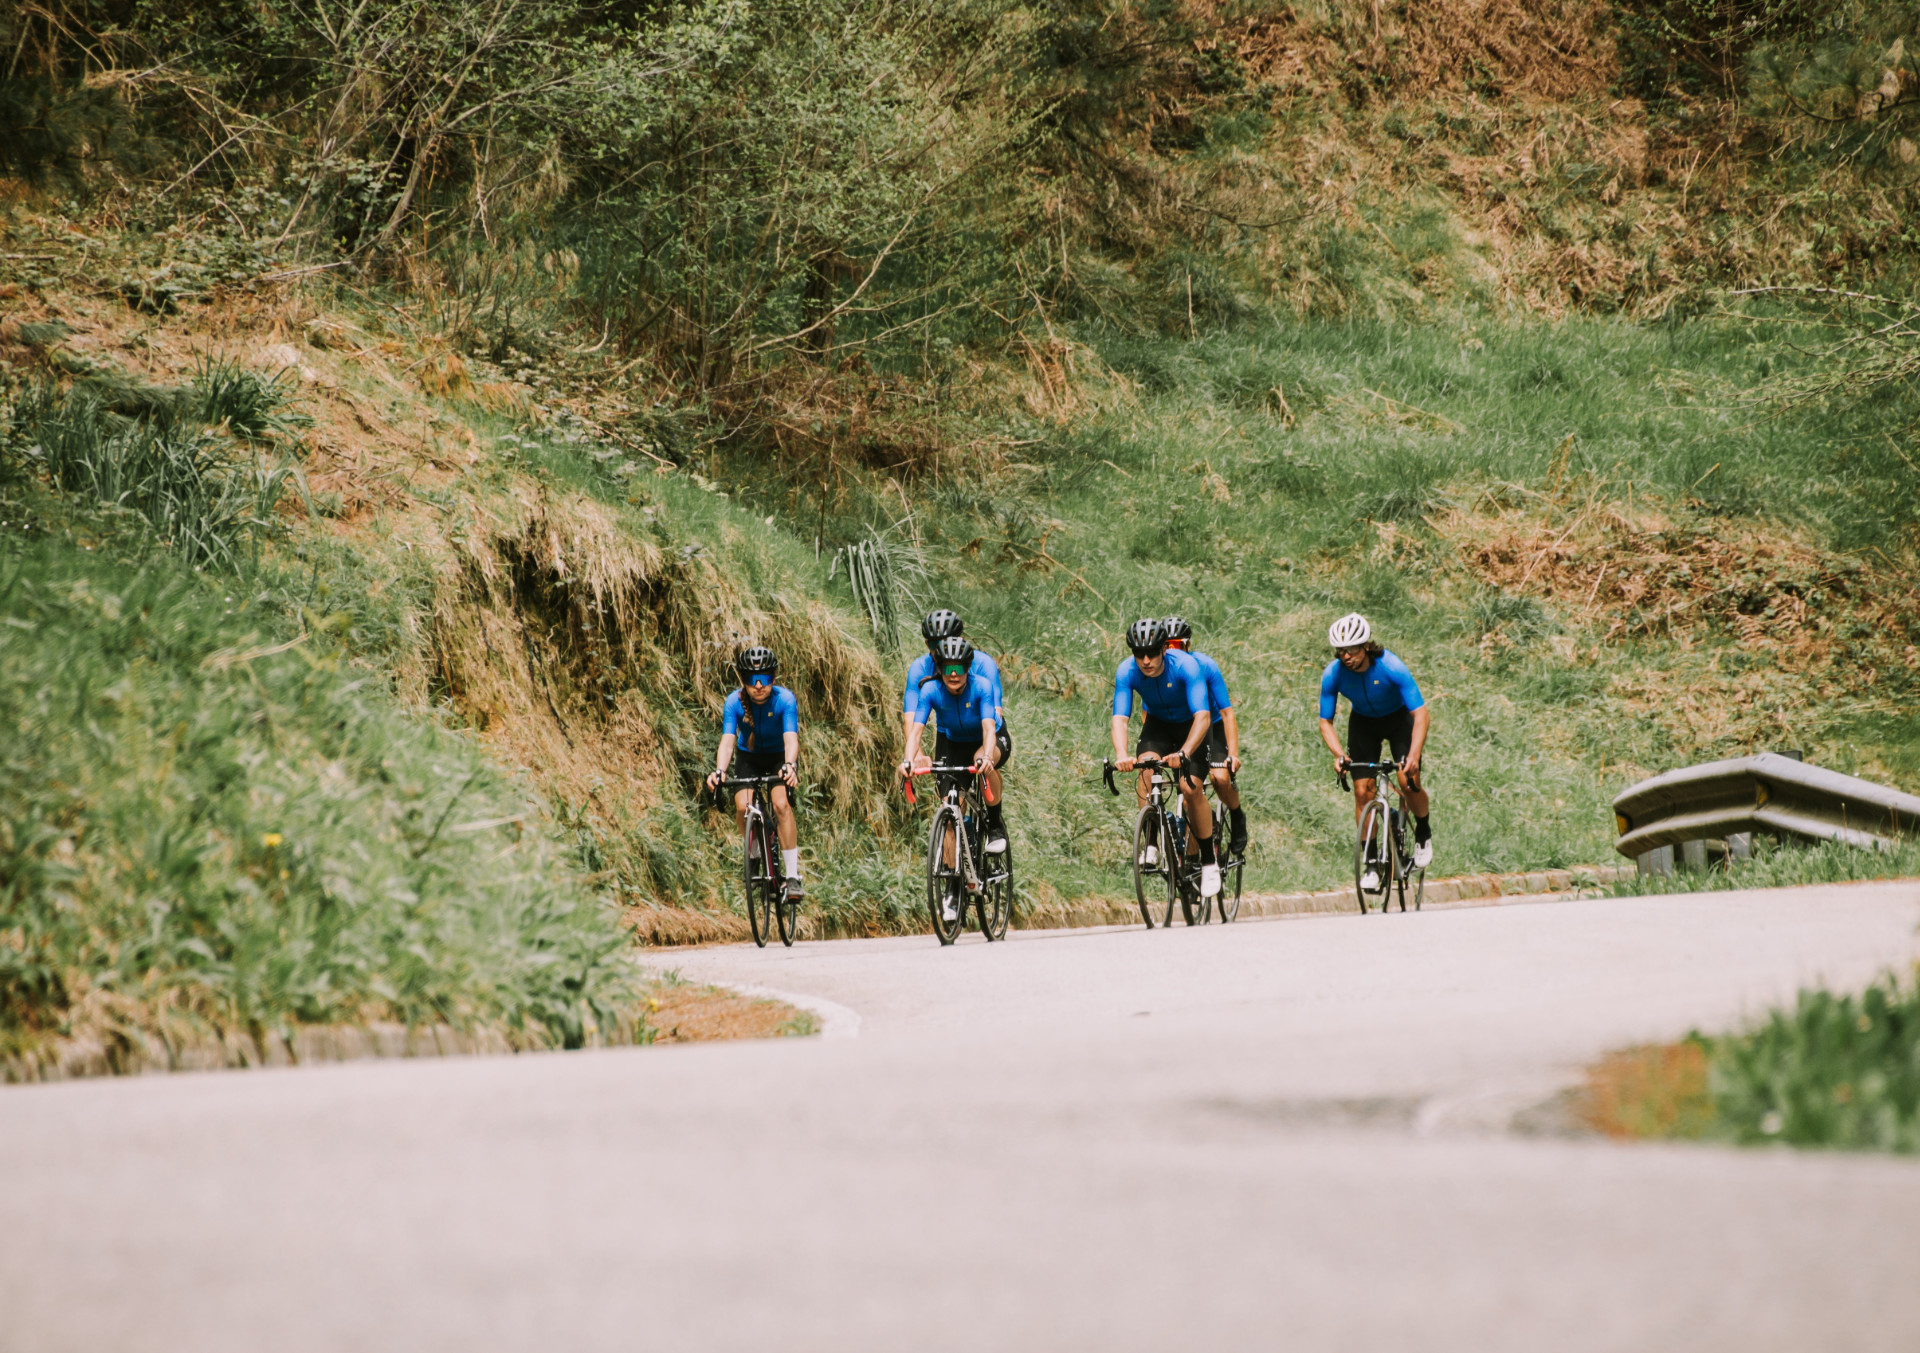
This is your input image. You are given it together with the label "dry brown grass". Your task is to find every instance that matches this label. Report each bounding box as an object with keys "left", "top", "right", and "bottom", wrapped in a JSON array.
[
  {"left": 1574, "top": 1041, "right": 1715, "bottom": 1139},
  {"left": 1435, "top": 491, "right": 1920, "bottom": 752},
  {"left": 643, "top": 981, "right": 814, "bottom": 1041}
]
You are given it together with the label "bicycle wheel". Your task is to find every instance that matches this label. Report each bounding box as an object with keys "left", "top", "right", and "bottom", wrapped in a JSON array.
[
  {"left": 927, "top": 805, "right": 964, "bottom": 946},
  {"left": 1132, "top": 804, "right": 1165, "bottom": 929},
  {"left": 1354, "top": 800, "right": 1388, "bottom": 914},
  {"left": 776, "top": 884, "right": 799, "bottom": 946},
  {"left": 1180, "top": 818, "right": 1209, "bottom": 926},
  {"left": 1397, "top": 806, "right": 1413, "bottom": 913},
  {"left": 980, "top": 831, "right": 1012, "bottom": 941},
  {"left": 1219, "top": 854, "right": 1243, "bottom": 922},
  {"left": 745, "top": 818, "right": 774, "bottom": 947},
  {"left": 1161, "top": 810, "right": 1184, "bottom": 927},
  {"left": 1388, "top": 809, "right": 1406, "bottom": 913}
]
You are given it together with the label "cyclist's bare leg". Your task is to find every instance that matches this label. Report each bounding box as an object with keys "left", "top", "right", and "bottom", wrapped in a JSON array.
[
  {"left": 1210, "top": 765, "right": 1241, "bottom": 811},
  {"left": 979, "top": 764, "right": 1003, "bottom": 807},
  {"left": 733, "top": 786, "right": 756, "bottom": 834},
  {"left": 1135, "top": 767, "right": 1153, "bottom": 809},
  {"left": 1351, "top": 775, "right": 1379, "bottom": 825},
  {"left": 769, "top": 783, "right": 798, "bottom": 851},
  {"left": 1180, "top": 775, "right": 1212, "bottom": 840}
]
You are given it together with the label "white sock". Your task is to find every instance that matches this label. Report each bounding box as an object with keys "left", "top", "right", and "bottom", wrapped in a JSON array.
[{"left": 783, "top": 848, "right": 800, "bottom": 879}]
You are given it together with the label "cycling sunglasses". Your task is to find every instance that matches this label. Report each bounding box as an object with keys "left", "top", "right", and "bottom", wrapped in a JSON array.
[
  {"left": 746, "top": 673, "right": 773, "bottom": 688},
  {"left": 939, "top": 663, "right": 970, "bottom": 679},
  {"left": 1130, "top": 643, "right": 1167, "bottom": 659}
]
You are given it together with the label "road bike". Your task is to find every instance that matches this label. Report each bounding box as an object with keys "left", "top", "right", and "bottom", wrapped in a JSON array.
[
  {"left": 1206, "top": 760, "right": 1244, "bottom": 924},
  {"left": 1338, "top": 758, "right": 1423, "bottom": 915},
  {"left": 1105, "top": 755, "right": 1213, "bottom": 928},
  {"left": 904, "top": 762, "right": 1013, "bottom": 945},
  {"left": 712, "top": 773, "right": 800, "bottom": 947}
]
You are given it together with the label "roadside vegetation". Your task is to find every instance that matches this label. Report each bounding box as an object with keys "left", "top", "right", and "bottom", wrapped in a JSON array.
[
  {"left": 1580, "top": 968, "right": 1920, "bottom": 1153},
  {"left": 4, "top": 0, "right": 1920, "bottom": 1070}
]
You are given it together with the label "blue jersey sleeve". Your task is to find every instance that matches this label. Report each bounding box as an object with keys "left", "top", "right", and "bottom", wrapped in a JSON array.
[
  {"left": 1382, "top": 653, "right": 1425, "bottom": 712},
  {"left": 1319, "top": 661, "right": 1340, "bottom": 721},
  {"left": 1179, "top": 658, "right": 1208, "bottom": 717},
  {"left": 902, "top": 654, "right": 932, "bottom": 714},
  {"left": 1199, "top": 654, "right": 1231, "bottom": 714},
  {"left": 975, "top": 651, "right": 1006, "bottom": 716},
  {"left": 912, "top": 682, "right": 937, "bottom": 726},
  {"left": 777, "top": 687, "right": 799, "bottom": 735},
  {"left": 1112, "top": 659, "right": 1136, "bottom": 719},
  {"left": 722, "top": 690, "right": 744, "bottom": 738}
]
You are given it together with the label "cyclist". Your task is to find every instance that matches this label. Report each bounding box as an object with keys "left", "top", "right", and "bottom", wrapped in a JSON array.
[
  {"left": 1163, "top": 615, "right": 1246, "bottom": 860},
  {"left": 903, "top": 609, "right": 1010, "bottom": 771},
  {"left": 1317, "top": 612, "right": 1432, "bottom": 891},
  {"left": 1110, "top": 617, "right": 1220, "bottom": 900},
  {"left": 705, "top": 646, "right": 803, "bottom": 900},
  {"left": 900, "top": 636, "right": 1006, "bottom": 921}
]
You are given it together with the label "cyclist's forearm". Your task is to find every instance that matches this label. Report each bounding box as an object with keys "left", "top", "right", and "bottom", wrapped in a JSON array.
[
  {"left": 904, "top": 720, "right": 925, "bottom": 763},
  {"left": 1110, "top": 714, "right": 1131, "bottom": 761},
  {"left": 715, "top": 733, "right": 737, "bottom": 774},
  {"left": 1318, "top": 718, "right": 1345, "bottom": 759},
  {"left": 1409, "top": 707, "right": 1430, "bottom": 761},
  {"left": 901, "top": 711, "right": 916, "bottom": 754},
  {"left": 1222, "top": 708, "right": 1240, "bottom": 760},
  {"left": 782, "top": 731, "right": 799, "bottom": 765}
]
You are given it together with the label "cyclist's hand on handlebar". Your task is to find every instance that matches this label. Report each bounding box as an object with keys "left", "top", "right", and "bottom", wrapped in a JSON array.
[
  {"left": 1227, "top": 753, "right": 1242, "bottom": 775},
  {"left": 780, "top": 761, "right": 798, "bottom": 789},
  {"left": 911, "top": 753, "right": 933, "bottom": 776},
  {"left": 1334, "top": 753, "right": 1350, "bottom": 774},
  {"left": 972, "top": 747, "right": 995, "bottom": 774},
  {"left": 705, "top": 769, "right": 723, "bottom": 792},
  {"left": 1401, "top": 752, "right": 1420, "bottom": 778},
  {"left": 1114, "top": 753, "right": 1137, "bottom": 772}
]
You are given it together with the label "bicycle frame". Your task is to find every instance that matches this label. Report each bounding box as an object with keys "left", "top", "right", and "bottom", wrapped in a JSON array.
[
  {"left": 713, "top": 773, "right": 796, "bottom": 945},
  {"left": 1105, "top": 755, "right": 1209, "bottom": 928},
  {"left": 904, "top": 762, "right": 1012, "bottom": 944},
  {"left": 1338, "top": 758, "right": 1422, "bottom": 913}
]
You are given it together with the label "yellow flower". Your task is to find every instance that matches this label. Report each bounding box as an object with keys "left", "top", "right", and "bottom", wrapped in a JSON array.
[{"left": 262, "top": 833, "right": 283, "bottom": 848}]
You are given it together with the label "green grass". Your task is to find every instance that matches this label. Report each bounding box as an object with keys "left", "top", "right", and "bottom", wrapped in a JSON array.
[
  {"left": 0, "top": 529, "right": 641, "bottom": 1071},
  {"left": 716, "top": 309, "right": 1920, "bottom": 909},
  {"left": 1706, "top": 972, "right": 1920, "bottom": 1152},
  {"left": 1610, "top": 837, "right": 1920, "bottom": 896}
]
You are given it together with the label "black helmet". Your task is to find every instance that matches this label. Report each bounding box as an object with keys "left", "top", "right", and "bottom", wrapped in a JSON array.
[
  {"left": 922, "top": 608, "right": 964, "bottom": 646},
  {"left": 932, "top": 635, "right": 975, "bottom": 671},
  {"left": 735, "top": 645, "right": 779, "bottom": 681},
  {"left": 1126, "top": 618, "right": 1167, "bottom": 656},
  {"left": 1162, "top": 615, "right": 1192, "bottom": 648}
]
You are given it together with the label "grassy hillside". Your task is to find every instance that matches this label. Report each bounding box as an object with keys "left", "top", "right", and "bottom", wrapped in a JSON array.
[{"left": 4, "top": 0, "right": 1919, "bottom": 1071}]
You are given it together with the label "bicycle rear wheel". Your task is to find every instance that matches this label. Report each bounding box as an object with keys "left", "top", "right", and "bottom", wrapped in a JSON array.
[
  {"left": 1133, "top": 804, "right": 1165, "bottom": 929},
  {"left": 1354, "top": 801, "right": 1388, "bottom": 914},
  {"left": 776, "top": 886, "right": 799, "bottom": 946},
  {"left": 1389, "top": 809, "right": 1408, "bottom": 913},
  {"left": 980, "top": 833, "right": 1012, "bottom": 941},
  {"left": 927, "top": 805, "right": 964, "bottom": 946},
  {"left": 745, "top": 818, "right": 774, "bottom": 946},
  {"left": 1180, "top": 819, "right": 1209, "bottom": 926},
  {"left": 1218, "top": 816, "right": 1243, "bottom": 924}
]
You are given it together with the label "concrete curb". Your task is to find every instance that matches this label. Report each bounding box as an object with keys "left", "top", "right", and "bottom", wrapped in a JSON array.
[{"left": 1018, "top": 865, "right": 1631, "bottom": 930}]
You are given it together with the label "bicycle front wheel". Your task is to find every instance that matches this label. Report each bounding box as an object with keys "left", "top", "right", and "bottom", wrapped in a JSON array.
[
  {"left": 927, "top": 806, "right": 964, "bottom": 946},
  {"left": 1354, "top": 801, "right": 1388, "bottom": 915},
  {"left": 980, "top": 833, "right": 1012, "bottom": 941},
  {"left": 745, "top": 819, "right": 774, "bottom": 946},
  {"left": 1133, "top": 804, "right": 1165, "bottom": 929},
  {"left": 777, "top": 887, "right": 799, "bottom": 946},
  {"left": 1389, "top": 809, "right": 1408, "bottom": 913}
]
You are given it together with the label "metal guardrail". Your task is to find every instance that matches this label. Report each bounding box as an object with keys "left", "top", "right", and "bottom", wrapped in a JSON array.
[{"left": 1612, "top": 752, "right": 1920, "bottom": 871}]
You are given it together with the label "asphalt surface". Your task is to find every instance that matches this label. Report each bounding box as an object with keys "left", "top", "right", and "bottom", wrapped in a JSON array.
[{"left": 5, "top": 882, "right": 1920, "bottom": 1352}]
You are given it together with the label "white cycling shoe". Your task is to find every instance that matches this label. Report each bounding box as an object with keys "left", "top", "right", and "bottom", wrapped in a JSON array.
[
  {"left": 1138, "top": 844, "right": 1159, "bottom": 868},
  {"left": 1200, "top": 863, "right": 1221, "bottom": 898},
  {"left": 942, "top": 898, "right": 959, "bottom": 923},
  {"left": 1360, "top": 868, "right": 1381, "bottom": 892},
  {"left": 985, "top": 832, "right": 1007, "bottom": 856},
  {"left": 1413, "top": 839, "right": 1433, "bottom": 870}
]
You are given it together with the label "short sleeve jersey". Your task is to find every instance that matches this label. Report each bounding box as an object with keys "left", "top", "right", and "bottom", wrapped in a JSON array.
[
  {"left": 722, "top": 685, "right": 799, "bottom": 754},
  {"left": 903, "top": 650, "right": 1005, "bottom": 720},
  {"left": 1189, "top": 650, "right": 1232, "bottom": 718},
  {"left": 1112, "top": 649, "right": 1210, "bottom": 723},
  {"left": 913, "top": 673, "right": 997, "bottom": 744},
  {"left": 1319, "top": 650, "right": 1424, "bottom": 720}
]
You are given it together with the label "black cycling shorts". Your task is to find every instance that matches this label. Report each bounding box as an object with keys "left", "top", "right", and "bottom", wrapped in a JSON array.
[
  {"left": 1136, "top": 714, "right": 1210, "bottom": 782},
  {"left": 932, "top": 732, "right": 986, "bottom": 796},
  {"left": 734, "top": 748, "right": 785, "bottom": 778},
  {"left": 996, "top": 723, "right": 1013, "bottom": 768},
  {"left": 1346, "top": 710, "right": 1414, "bottom": 776},
  {"left": 1206, "top": 720, "right": 1229, "bottom": 767}
]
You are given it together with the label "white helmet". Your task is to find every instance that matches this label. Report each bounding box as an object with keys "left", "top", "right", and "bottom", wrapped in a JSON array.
[{"left": 1328, "top": 612, "right": 1371, "bottom": 648}]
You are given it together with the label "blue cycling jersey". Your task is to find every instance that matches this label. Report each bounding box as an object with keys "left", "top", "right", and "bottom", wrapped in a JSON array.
[
  {"left": 913, "top": 673, "right": 997, "bottom": 744},
  {"left": 1319, "top": 650, "right": 1425, "bottom": 720},
  {"left": 1189, "top": 650, "right": 1232, "bottom": 718},
  {"left": 903, "top": 650, "right": 1005, "bottom": 719},
  {"left": 722, "top": 685, "right": 799, "bottom": 755},
  {"left": 1112, "top": 649, "right": 1210, "bottom": 723}
]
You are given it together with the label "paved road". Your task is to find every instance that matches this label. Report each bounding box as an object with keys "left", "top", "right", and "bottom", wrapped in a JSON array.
[{"left": 5, "top": 883, "right": 1920, "bottom": 1352}]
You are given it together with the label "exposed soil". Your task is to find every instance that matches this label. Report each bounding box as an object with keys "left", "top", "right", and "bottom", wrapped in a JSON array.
[{"left": 644, "top": 982, "right": 815, "bottom": 1042}]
